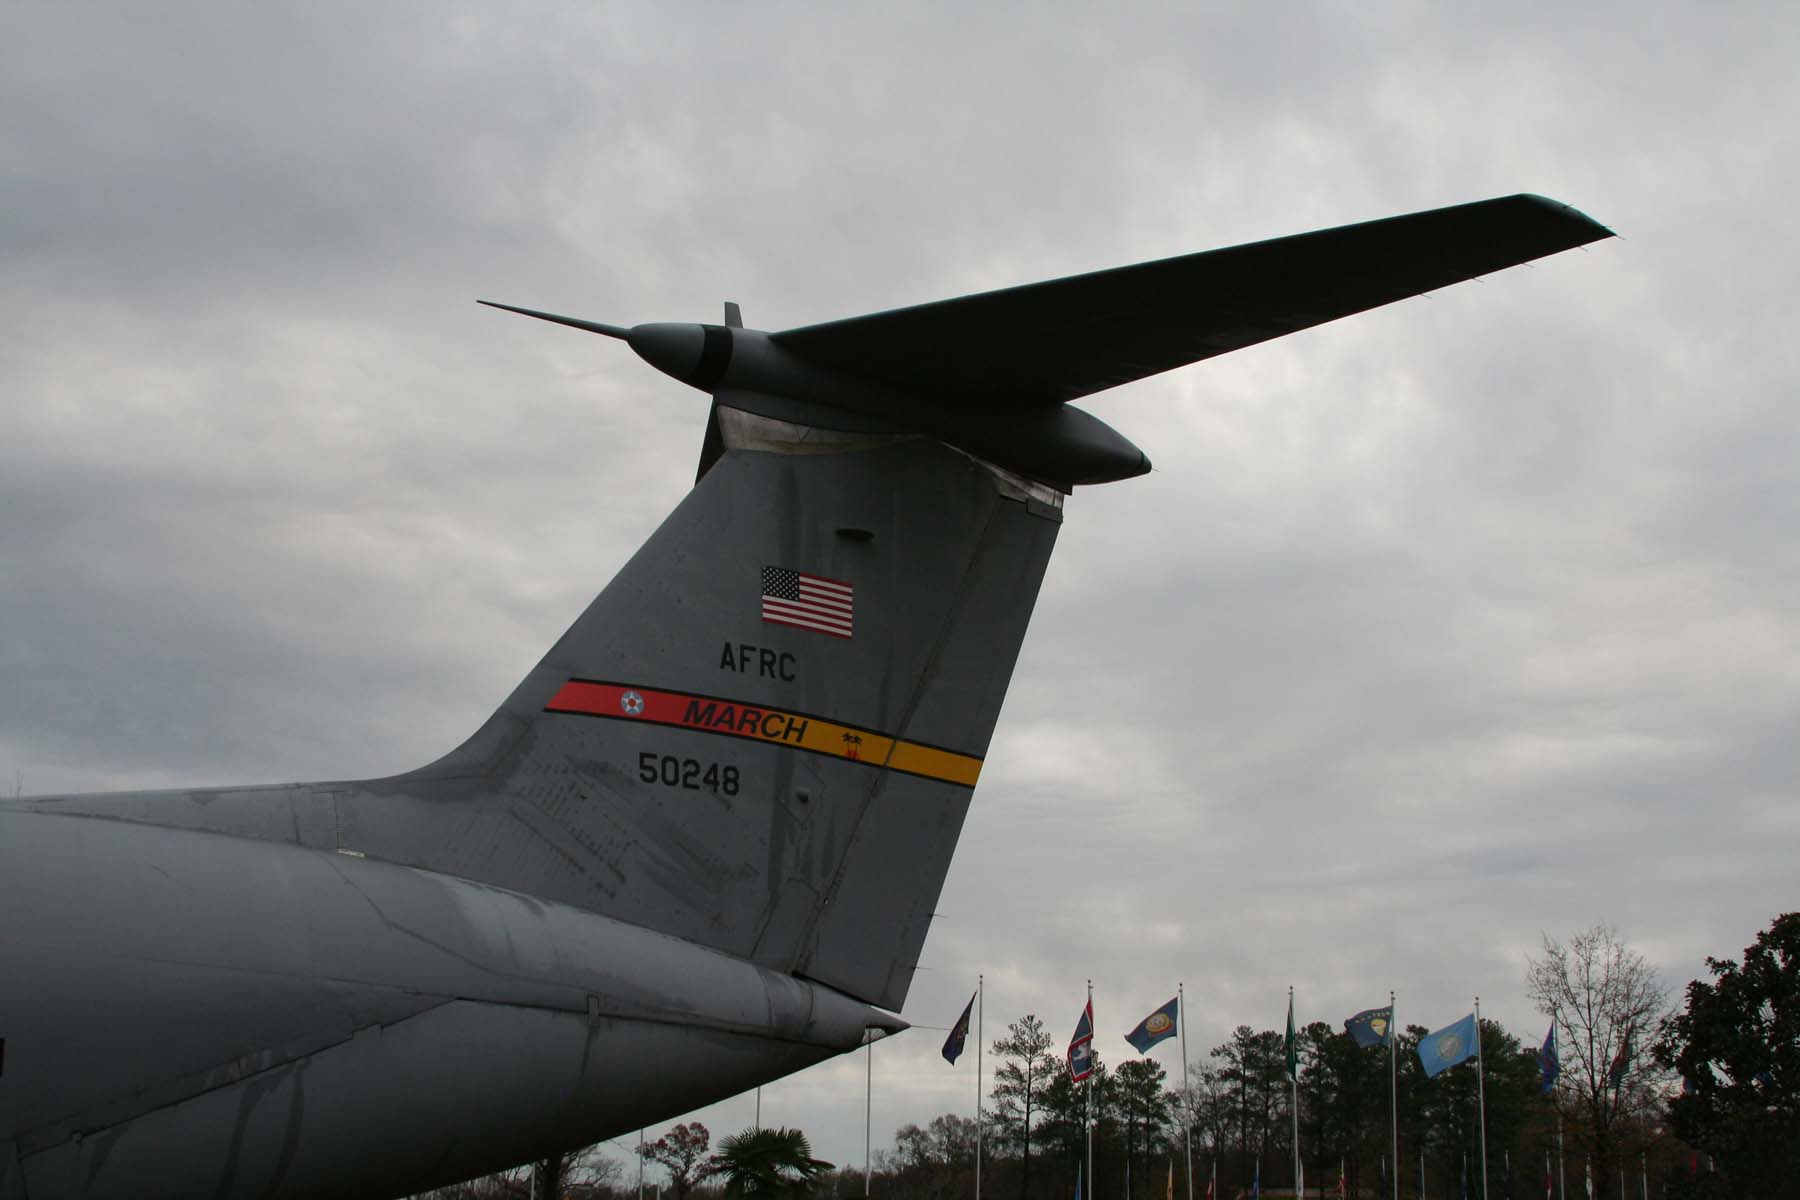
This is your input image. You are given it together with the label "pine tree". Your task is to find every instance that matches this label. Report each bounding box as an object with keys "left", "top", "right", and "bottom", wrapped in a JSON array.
[{"left": 992, "top": 1014, "right": 1058, "bottom": 1200}]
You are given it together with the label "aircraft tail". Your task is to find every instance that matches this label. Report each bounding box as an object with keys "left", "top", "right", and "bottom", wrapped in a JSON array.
[
  {"left": 348, "top": 411, "right": 1061, "bottom": 1012},
  {"left": 21, "top": 195, "right": 1611, "bottom": 1015}
]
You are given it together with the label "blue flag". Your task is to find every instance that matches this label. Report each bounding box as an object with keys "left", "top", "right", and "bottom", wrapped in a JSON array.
[
  {"left": 942, "top": 991, "right": 976, "bottom": 1064},
  {"left": 1125, "top": 996, "right": 1179, "bottom": 1054},
  {"left": 1418, "top": 1013, "right": 1477, "bottom": 1078},
  {"left": 1345, "top": 1005, "right": 1394, "bottom": 1048},
  {"left": 1536, "top": 1023, "right": 1559, "bottom": 1093},
  {"left": 1069, "top": 999, "right": 1095, "bottom": 1081},
  {"left": 1251, "top": 1160, "right": 1261, "bottom": 1200},
  {"left": 1073, "top": 1163, "right": 1083, "bottom": 1200}
]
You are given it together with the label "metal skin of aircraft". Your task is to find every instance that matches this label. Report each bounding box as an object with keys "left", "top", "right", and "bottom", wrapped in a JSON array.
[{"left": 0, "top": 196, "right": 1610, "bottom": 1199}]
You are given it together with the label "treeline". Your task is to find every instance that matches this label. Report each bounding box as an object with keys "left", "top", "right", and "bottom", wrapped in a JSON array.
[
  {"left": 419, "top": 916, "right": 1796, "bottom": 1200},
  {"left": 872, "top": 1016, "right": 1678, "bottom": 1200}
]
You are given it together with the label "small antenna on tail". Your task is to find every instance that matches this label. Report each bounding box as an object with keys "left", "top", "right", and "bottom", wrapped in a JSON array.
[{"left": 476, "top": 300, "right": 630, "bottom": 340}]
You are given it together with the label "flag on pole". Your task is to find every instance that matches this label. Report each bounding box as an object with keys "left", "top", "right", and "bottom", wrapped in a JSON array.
[
  {"left": 1166, "top": 1160, "right": 1175, "bottom": 1200},
  {"left": 1607, "top": 1028, "right": 1633, "bottom": 1092},
  {"left": 1284, "top": 993, "right": 1299, "bottom": 1082},
  {"left": 942, "top": 991, "right": 976, "bottom": 1064},
  {"left": 1536, "top": 1023, "right": 1560, "bottom": 1094},
  {"left": 1073, "top": 1163, "right": 1083, "bottom": 1200},
  {"left": 1126, "top": 996, "right": 1180, "bottom": 1054},
  {"left": 1418, "top": 1013, "right": 1478, "bottom": 1078},
  {"left": 1069, "top": 999, "right": 1095, "bottom": 1082},
  {"left": 1345, "top": 1005, "right": 1394, "bottom": 1048},
  {"left": 1252, "top": 1160, "right": 1261, "bottom": 1200},
  {"left": 1335, "top": 1158, "right": 1347, "bottom": 1198}
]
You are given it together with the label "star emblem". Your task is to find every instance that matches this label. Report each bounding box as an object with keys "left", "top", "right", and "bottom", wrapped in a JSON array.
[{"left": 619, "top": 690, "right": 645, "bottom": 716}]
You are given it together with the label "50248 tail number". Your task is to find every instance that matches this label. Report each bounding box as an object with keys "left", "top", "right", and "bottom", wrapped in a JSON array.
[{"left": 638, "top": 752, "right": 740, "bottom": 795}]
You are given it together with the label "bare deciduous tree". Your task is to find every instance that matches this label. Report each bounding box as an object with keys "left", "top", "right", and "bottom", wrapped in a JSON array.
[
  {"left": 1525, "top": 923, "right": 1667, "bottom": 1196},
  {"left": 1176, "top": 1061, "right": 1231, "bottom": 1166},
  {"left": 413, "top": 1143, "right": 624, "bottom": 1200}
]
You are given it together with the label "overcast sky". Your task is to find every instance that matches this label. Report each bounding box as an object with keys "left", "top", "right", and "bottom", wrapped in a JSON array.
[{"left": 4, "top": 0, "right": 1797, "bottom": 1178}]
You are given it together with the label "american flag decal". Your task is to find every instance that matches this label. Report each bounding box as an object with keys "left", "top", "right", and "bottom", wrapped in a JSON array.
[{"left": 761, "top": 566, "right": 853, "bottom": 639}]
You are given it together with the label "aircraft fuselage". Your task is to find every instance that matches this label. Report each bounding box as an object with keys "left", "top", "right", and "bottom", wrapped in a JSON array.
[{"left": 0, "top": 810, "right": 885, "bottom": 1199}]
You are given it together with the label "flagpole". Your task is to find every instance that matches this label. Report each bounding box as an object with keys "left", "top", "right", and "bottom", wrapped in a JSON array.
[
  {"left": 1086, "top": 980, "right": 1094, "bottom": 1200},
  {"left": 1180, "top": 982, "right": 1193, "bottom": 1200},
  {"left": 1556, "top": 1117, "right": 1564, "bottom": 1200},
  {"left": 1390, "top": 990, "right": 1398, "bottom": 1200},
  {"left": 977, "top": 974, "right": 984, "bottom": 1200},
  {"left": 1289, "top": 987, "right": 1300, "bottom": 1200},
  {"left": 865, "top": 1034, "right": 873, "bottom": 1200},
  {"left": 1474, "top": 998, "right": 1488, "bottom": 1200}
]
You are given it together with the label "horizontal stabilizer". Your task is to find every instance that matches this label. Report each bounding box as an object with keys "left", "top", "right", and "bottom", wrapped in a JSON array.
[{"left": 770, "top": 194, "right": 1612, "bottom": 404}]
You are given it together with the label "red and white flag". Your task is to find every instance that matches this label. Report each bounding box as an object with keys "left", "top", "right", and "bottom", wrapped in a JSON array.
[{"left": 761, "top": 566, "right": 853, "bottom": 639}]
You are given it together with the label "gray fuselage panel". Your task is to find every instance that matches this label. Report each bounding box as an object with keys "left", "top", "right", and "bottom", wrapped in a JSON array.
[{"left": 0, "top": 809, "right": 889, "bottom": 1198}]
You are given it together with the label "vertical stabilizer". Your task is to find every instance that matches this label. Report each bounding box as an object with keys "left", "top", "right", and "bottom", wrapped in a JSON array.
[{"left": 347, "top": 411, "right": 1060, "bottom": 1010}]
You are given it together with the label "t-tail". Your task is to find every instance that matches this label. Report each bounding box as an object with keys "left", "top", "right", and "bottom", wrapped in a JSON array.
[
  {"left": 19, "top": 193, "right": 1610, "bottom": 1017},
  {"left": 404, "top": 193, "right": 1613, "bottom": 1010},
  {"left": 351, "top": 412, "right": 1066, "bottom": 1011}
]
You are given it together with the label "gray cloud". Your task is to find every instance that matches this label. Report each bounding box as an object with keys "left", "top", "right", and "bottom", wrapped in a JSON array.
[{"left": 5, "top": 0, "right": 1797, "bottom": 1172}]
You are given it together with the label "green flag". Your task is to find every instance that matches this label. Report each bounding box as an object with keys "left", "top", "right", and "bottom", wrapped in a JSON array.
[{"left": 1285, "top": 990, "right": 1298, "bottom": 1082}]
